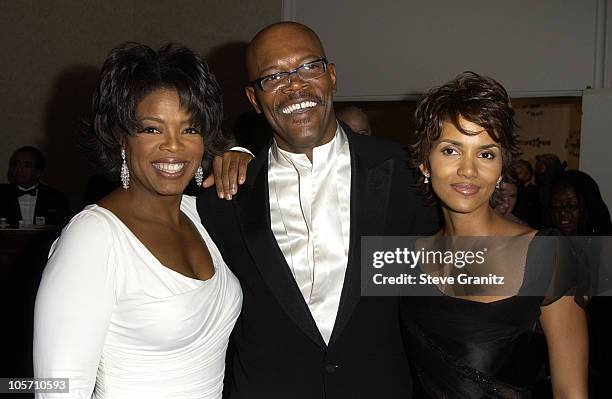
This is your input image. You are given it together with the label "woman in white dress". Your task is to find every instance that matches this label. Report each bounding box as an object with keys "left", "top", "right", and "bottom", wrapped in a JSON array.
[{"left": 33, "top": 43, "right": 242, "bottom": 399}]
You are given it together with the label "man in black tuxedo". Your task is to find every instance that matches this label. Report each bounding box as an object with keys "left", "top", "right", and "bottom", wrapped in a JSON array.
[
  {"left": 197, "top": 22, "right": 437, "bottom": 398},
  {"left": 0, "top": 146, "right": 69, "bottom": 226}
]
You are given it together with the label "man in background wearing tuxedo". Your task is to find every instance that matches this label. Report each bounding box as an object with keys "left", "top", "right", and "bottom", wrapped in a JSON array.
[
  {"left": 198, "top": 22, "right": 438, "bottom": 398},
  {"left": 0, "top": 146, "right": 69, "bottom": 226}
]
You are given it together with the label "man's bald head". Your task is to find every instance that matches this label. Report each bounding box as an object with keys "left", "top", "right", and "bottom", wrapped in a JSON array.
[
  {"left": 243, "top": 22, "right": 337, "bottom": 160},
  {"left": 246, "top": 22, "right": 326, "bottom": 80},
  {"left": 336, "top": 105, "right": 372, "bottom": 135}
]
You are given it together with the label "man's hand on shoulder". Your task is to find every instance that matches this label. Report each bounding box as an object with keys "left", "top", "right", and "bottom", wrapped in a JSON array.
[{"left": 202, "top": 149, "right": 253, "bottom": 200}]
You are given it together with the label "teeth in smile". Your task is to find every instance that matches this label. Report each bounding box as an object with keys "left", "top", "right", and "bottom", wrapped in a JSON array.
[
  {"left": 153, "top": 163, "right": 185, "bottom": 173},
  {"left": 281, "top": 101, "right": 317, "bottom": 114}
]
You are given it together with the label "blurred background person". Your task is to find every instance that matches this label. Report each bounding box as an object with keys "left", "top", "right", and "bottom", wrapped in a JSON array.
[
  {"left": 548, "top": 170, "right": 611, "bottom": 236},
  {"left": 336, "top": 104, "right": 372, "bottom": 135},
  {"left": 491, "top": 175, "right": 528, "bottom": 225},
  {"left": 547, "top": 169, "right": 612, "bottom": 398},
  {"left": 0, "top": 146, "right": 70, "bottom": 378},
  {"left": 534, "top": 153, "right": 565, "bottom": 227},
  {"left": 0, "top": 146, "right": 70, "bottom": 226},
  {"left": 514, "top": 159, "right": 534, "bottom": 187},
  {"left": 512, "top": 159, "right": 539, "bottom": 226}
]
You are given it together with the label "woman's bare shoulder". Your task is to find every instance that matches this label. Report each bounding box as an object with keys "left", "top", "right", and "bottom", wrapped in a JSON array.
[{"left": 494, "top": 213, "right": 536, "bottom": 237}]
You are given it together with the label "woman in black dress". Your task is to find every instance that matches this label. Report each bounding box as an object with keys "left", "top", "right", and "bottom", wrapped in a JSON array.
[{"left": 405, "top": 72, "right": 588, "bottom": 398}]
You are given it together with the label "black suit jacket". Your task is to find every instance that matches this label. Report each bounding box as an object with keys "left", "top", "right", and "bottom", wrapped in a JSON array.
[
  {"left": 0, "top": 183, "right": 70, "bottom": 226},
  {"left": 197, "top": 128, "right": 438, "bottom": 399}
]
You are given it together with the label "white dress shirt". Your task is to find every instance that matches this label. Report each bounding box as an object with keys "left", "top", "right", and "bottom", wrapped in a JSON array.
[
  {"left": 268, "top": 124, "right": 351, "bottom": 344},
  {"left": 17, "top": 184, "right": 38, "bottom": 224}
]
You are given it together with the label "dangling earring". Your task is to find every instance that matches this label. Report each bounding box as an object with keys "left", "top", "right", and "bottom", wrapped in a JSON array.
[
  {"left": 120, "top": 148, "right": 130, "bottom": 190},
  {"left": 495, "top": 176, "right": 502, "bottom": 189},
  {"left": 423, "top": 172, "right": 430, "bottom": 184},
  {"left": 194, "top": 166, "right": 204, "bottom": 187}
]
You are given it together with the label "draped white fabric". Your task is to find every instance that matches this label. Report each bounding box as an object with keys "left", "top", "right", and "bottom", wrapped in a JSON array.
[
  {"left": 33, "top": 196, "right": 242, "bottom": 398},
  {"left": 268, "top": 124, "right": 351, "bottom": 344}
]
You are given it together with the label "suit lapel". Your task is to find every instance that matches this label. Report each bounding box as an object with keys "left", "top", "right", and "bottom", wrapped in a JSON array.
[
  {"left": 10, "top": 184, "right": 23, "bottom": 222},
  {"left": 33, "top": 184, "right": 45, "bottom": 218},
  {"left": 329, "top": 133, "right": 394, "bottom": 344},
  {"left": 234, "top": 151, "right": 326, "bottom": 348}
]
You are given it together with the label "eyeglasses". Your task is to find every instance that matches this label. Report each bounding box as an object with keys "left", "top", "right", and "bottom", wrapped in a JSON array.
[{"left": 250, "top": 58, "right": 328, "bottom": 92}]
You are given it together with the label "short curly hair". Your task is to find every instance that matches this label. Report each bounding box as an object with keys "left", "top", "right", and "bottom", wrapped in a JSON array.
[
  {"left": 410, "top": 71, "right": 520, "bottom": 199},
  {"left": 82, "top": 42, "right": 225, "bottom": 176}
]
